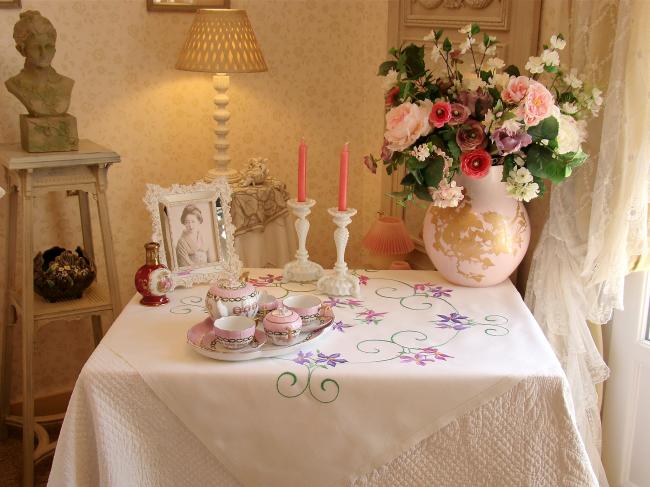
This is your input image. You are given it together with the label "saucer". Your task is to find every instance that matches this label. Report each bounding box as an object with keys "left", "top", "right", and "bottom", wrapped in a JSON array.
[{"left": 301, "top": 305, "right": 335, "bottom": 333}]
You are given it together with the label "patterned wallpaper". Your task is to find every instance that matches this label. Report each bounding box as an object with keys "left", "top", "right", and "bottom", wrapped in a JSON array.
[{"left": 0, "top": 0, "right": 388, "bottom": 401}]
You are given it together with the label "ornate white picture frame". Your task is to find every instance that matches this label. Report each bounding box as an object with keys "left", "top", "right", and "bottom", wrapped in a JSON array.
[{"left": 144, "top": 179, "right": 242, "bottom": 288}]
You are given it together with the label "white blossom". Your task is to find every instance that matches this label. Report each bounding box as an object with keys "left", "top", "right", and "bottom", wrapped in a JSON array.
[
  {"left": 561, "top": 102, "right": 579, "bottom": 114},
  {"left": 514, "top": 155, "right": 526, "bottom": 167},
  {"left": 423, "top": 30, "right": 436, "bottom": 42},
  {"left": 500, "top": 118, "right": 522, "bottom": 134},
  {"left": 459, "top": 24, "right": 472, "bottom": 35},
  {"left": 557, "top": 113, "right": 587, "bottom": 154},
  {"left": 486, "top": 57, "right": 505, "bottom": 72},
  {"left": 506, "top": 168, "right": 539, "bottom": 202},
  {"left": 430, "top": 45, "right": 441, "bottom": 63},
  {"left": 478, "top": 43, "right": 497, "bottom": 56},
  {"left": 541, "top": 49, "right": 560, "bottom": 67},
  {"left": 411, "top": 144, "right": 431, "bottom": 162},
  {"left": 429, "top": 180, "right": 464, "bottom": 208},
  {"left": 459, "top": 36, "right": 476, "bottom": 55},
  {"left": 512, "top": 167, "right": 533, "bottom": 184},
  {"left": 489, "top": 72, "right": 511, "bottom": 89},
  {"left": 525, "top": 56, "right": 545, "bottom": 74},
  {"left": 550, "top": 34, "right": 566, "bottom": 50},
  {"left": 563, "top": 68, "right": 583, "bottom": 89},
  {"left": 382, "top": 69, "right": 399, "bottom": 92},
  {"left": 463, "top": 72, "right": 485, "bottom": 91}
]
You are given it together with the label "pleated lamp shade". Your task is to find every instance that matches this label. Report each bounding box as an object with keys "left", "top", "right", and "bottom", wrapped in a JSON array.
[
  {"left": 362, "top": 216, "right": 415, "bottom": 256},
  {"left": 176, "top": 9, "right": 267, "bottom": 73}
]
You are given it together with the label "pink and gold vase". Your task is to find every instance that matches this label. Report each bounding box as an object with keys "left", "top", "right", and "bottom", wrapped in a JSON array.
[
  {"left": 422, "top": 165, "right": 530, "bottom": 287},
  {"left": 135, "top": 242, "right": 173, "bottom": 306}
]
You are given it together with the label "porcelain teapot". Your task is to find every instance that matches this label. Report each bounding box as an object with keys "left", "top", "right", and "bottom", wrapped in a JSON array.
[{"left": 205, "top": 274, "right": 260, "bottom": 320}]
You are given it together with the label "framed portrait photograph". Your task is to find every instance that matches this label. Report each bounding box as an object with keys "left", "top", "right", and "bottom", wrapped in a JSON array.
[{"left": 144, "top": 180, "right": 242, "bottom": 288}]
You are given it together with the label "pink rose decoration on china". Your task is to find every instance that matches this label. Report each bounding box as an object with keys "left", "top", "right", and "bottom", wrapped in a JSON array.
[
  {"left": 428, "top": 101, "right": 452, "bottom": 128},
  {"left": 519, "top": 81, "right": 555, "bottom": 127},
  {"left": 456, "top": 120, "right": 487, "bottom": 152},
  {"left": 448, "top": 103, "right": 471, "bottom": 126},
  {"left": 502, "top": 76, "right": 531, "bottom": 104},
  {"left": 384, "top": 100, "right": 433, "bottom": 152},
  {"left": 460, "top": 149, "right": 492, "bottom": 178}
]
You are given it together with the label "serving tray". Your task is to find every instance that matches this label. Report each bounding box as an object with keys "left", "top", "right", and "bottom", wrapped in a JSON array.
[{"left": 187, "top": 308, "right": 335, "bottom": 361}]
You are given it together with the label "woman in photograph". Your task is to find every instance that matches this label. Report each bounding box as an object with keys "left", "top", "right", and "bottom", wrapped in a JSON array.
[{"left": 175, "top": 204, "right": 215, "bottom": 268}]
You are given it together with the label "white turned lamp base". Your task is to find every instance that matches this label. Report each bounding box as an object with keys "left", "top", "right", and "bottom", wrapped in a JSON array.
[
  {"left": 205, "top": 167, "right": 241, "bottom": 183},
  {"left": 283, "top": 198, "right": 323, "bottom": 283},
  {"left": 317, "top": 207, "right": 360, "bottom": 298}
]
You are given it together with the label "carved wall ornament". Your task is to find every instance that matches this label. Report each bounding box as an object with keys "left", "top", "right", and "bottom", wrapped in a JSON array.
[{"left": 414, "top": 0, "right": 493, "bottom": 9}]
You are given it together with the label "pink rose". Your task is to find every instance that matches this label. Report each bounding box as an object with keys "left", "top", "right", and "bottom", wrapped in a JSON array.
[
  {"left": 456, "top": 120, "right": 487, "bottom": 152},
  {"left": 384, "top": 100, "right": 433, "bottom": 152},
  {"left": 502, "top": 76, "right": 530, "bottom": 104},
  {"left": 449, "top": 104, "right": 471, "bottom": 126},
  {"left": 428, "top": 101, "right": 452, "bottom": 128},
  {"left": 519, "top": 81, "right": 555, "bottom": 127},
  {"left": 460, "top": 149, "right": 492, "bottom": 178}
]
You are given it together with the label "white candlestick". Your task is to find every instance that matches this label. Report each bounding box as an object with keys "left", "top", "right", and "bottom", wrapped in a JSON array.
[
  {"left": 283, "top": 198, "right": 324, "bottom": 283},
  {"left": 317, "top": 207, "right": 360, "bottom": 297}
]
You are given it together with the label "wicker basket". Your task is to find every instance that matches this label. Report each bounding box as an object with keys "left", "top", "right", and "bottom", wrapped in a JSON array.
[{"left": 33, "top": 246, "right": 96, "bottom": 302}]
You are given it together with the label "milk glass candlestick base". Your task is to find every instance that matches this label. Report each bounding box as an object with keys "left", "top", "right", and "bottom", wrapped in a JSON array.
[
  {"left": 283, "top": 199, "right": 324, "bottom": 283},
  {"left": 317, "top": 207, "right": 360, "bottom": 298}
]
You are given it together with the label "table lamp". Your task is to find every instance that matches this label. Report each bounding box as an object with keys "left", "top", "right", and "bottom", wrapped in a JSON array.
[
  {"left": 362, "top": 215, "right": 415, "bottom": 269},
  {"left": 176, "top": 9, "right": 267, "bottom": 183}
]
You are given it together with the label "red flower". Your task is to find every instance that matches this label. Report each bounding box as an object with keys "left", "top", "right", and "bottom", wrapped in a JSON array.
[
  {"left": 428, "top": 101, "right": 452, "bottom": 128},
  {"left": 460, "top": 149, "right": 492, "bottom": 178},
  {"left": 385, "top": 86, "right": 400, "bottom": 108}
]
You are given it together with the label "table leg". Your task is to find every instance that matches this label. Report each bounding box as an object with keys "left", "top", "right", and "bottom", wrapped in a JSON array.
[
  {"left": 91, "top": 315, "right": 103, "bottom": 347},
  {"left": 94, "top": 166, "right": 122, "bottom": 312},
  {"left": 0, "top": 180, "right": 18, "bottom": 440},
  {"left": 77, "top": 190, "right": 96, "bottom": 264},
  {"left": 20, "top": 172, "right": 35, "bottom": 487}
]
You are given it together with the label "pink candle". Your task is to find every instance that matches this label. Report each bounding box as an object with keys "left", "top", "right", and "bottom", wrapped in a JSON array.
[
  {"left": 338, "top": 142, "right": 349, "bottom": 211},
  {"left": 298, "top": 138, "right": 307, "bottom": 202}
]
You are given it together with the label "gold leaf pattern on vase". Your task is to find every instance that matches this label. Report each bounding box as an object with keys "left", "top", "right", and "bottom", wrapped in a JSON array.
[{"left": 426, "top": 197, "right": 528, "bottom": 283}]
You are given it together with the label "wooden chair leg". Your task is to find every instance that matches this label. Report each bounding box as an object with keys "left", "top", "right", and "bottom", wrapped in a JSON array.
[
  {"left": 0, "top": 182, "right": 18, "bottom": 440},
  {"left": 20, "top": 175, "right": 35, "bottom": 487}
]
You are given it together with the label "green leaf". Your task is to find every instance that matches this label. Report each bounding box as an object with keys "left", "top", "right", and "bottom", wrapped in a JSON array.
[
  {"left": 558, "top": 92, "right": 577, "bottom": 104},
  {"left": 406, "top": 157, "right": 428, "bottom": 171},
  {"left": 388, "top": 47, "right": 399, "bottom": 57},
  {"left": 483, "top": 33, "right": 490, "bottom": 47},
  {"left": 502, "top": 155, "right": 516, "bottom": 182},
  {"left": 378, "top": 60, "right": 398, "bottom": 76},
  {"left": 400, "top": 173, "right": 416, "bottom": 186},
  {"left": 414, "top": 185, "right": 433, "bottom": 202},
  {"left": 447, "top": 139, "right": 461, "bottom": 162},
  {"left": 527, "top": 116, "right": 559, "bottom": 142},
  {"left": 402, "top": 44, "right": 426, "bottom": 78},
  {"left": 560, "top": 150, "right": 589, "bottom": 169},
  {"left": 544, "top": 65, "right": 558, "bottom": 73},
  {"left": 526, "top": 145, "right": 567, "bottom": 183},
  {"left": 488, "top": 87, "right": 501, "bottom": 103},
  {"left": 471, "top": 23, "right": 480, "bottom": 35},
  {"left": 442, "top": 38, "right": 452, "bottom": 52},
  {"left": 479, "top": 70, "right": 492, "bottom": 83},
  {"left": 533, "top": 176, "right": 546, "bottom": 197},
  {"left": 435, "top": 29, "right": 443, "bottom": 41},
  {"left": 423, "top": 157, "right": 444, "bottom": 188},
  {"left": 504, "top": 65, "right": 520, "bottom": 77}
]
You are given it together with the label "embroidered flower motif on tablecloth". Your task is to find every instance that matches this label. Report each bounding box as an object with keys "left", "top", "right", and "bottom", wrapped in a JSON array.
[
  {"left": 332, "top": 321, "right": 353, "bottom": 333},
  {"left": 324, "top": 297, "right": 364, "bottom": 309},
  {"left": 356, "top": 309, "right": 388, "bottom": 325},
  {"left": 316, "top": 352, "right": 348, "bottom": 368},
  {"left": 434, "top": 313, "right": 470, "bottom": 330},
  {"left": 413, "top": 282, "right": 453, "bottom": 298},
  {"left": 358, "top": 275, "right": 369, "bottom": 286},
  {"left": 400, "top": 347, "right": 453, "bottom": 366},
  {"left": 248, "top": 274, "right": 283, "bottom": 287}
]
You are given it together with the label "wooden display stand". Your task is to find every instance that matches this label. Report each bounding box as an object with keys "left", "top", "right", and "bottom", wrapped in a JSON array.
[{"left": 0, "top": 140, "right": 122, "bottom": 487}]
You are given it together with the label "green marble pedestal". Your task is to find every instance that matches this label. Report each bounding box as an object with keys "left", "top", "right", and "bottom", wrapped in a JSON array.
[{"left": 19, "top": 114, "right": 79, "bottom": 153}]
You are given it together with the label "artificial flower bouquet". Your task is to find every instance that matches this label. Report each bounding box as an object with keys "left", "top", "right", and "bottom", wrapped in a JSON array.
[{"left": 364, "top": 24, "right": 603, "bottom": 208}]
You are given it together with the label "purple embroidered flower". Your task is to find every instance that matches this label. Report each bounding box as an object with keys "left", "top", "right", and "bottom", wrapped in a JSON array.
[
  {"left": 323, "top": 297, "right": 344, "bottom": 308},
  {"left": 345, "top": 298, "right": 363, "bottom": 307},
  {"left": 294, "top": 351, "right": 314, "bottom": 365},
  {"left": 435, "top": 312, "right": 470, "bottom": 330},
  {"left": 358, "top": 275, "right": 369, "bottom": 286},
  {"left": 316, "top": 352, "right": 348, "bottom": 368},
  {"left": 332, "top": 321, "right": 353, "bottom": 333},
  {"left": 421, "top": 347, "right": 453, "bottom": 361},
  {"left": 430, "top": 286, "right": 452, "bottom": 298},
  {"left": 357, "top": 309, "right": 388, "bottom": 324},
  {"left": 400, "top": 353, "right": 434, "bottom": 366}
]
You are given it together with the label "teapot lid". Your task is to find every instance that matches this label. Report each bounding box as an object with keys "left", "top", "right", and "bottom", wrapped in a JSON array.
[{"left": 208, "top": 277, "right": 256, "bottom": 299}]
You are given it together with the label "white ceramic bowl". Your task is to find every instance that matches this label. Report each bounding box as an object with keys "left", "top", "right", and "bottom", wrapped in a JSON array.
[
  {"left": 213, "top": 315, "right": 256, "bottom": 350},
  {"left": 283, "top": 294, "right": 322, "bottom": 327}
]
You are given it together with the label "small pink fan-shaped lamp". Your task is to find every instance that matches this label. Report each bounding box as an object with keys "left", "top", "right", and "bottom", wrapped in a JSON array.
[{"left": 362, "top": 215, "right": 415, "bottom": 269}]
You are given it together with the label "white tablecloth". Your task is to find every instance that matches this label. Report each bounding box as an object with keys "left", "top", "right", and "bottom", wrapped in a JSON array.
[{"left": 49, "top": 270, "right": 597, "bottom": 487}]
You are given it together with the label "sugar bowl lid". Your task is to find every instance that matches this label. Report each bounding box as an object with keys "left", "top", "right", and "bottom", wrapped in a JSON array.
[{"left": 263, "top": 307, "right": 301, "bottom": 331}]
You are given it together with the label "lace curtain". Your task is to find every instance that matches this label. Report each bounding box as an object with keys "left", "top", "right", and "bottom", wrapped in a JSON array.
[{"left": 525, "top": 1, "right": 650, "bottom": 485}]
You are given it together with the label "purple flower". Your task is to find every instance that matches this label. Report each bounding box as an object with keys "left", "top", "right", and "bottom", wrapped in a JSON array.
[
  {"left": 358, "top": 275, "right": 369, "bottom": 286},
  {"left": 294, "top": 351, "right": 314, "bottom": 365},
  {"left": 430, "top": 286, "right": 452, "bottom": 298},
  {"left": 421, "top": 347, "right": 453, "bottom": 361},
  {"left": 357, "top": 309, "right": 388, "bottom": 323},
  {"left": 363, "top": 155, "right": 377, "bottom": 174},
  {"left": 435, "top": 312, "right": 470, "bottom": 330},
  {"left": 491, "top": 127, "right": 532, "bottom": 156},
  {"left": 323, "top": 297, "right": 344, "bottom": 308},
  {"left": 437, "top": 322, "right": 470, "bottom": 331},
  {"left": 400, "top": 353, "right": 434, "bottom": 366},
  {"left": 316, "top": 352, "right": 348, "bottom": 367},
  {"left": 458, "top": 89, "right": 493, "bottom": 118},
  {"left": 437, "top": 312, "right": 468, "bottom": 323},
  {"left": 345, "top": 298, "right": 363, "bottom": 307},
  {"left": 332, "top": 321, "right": 353, "bottom": 333}
]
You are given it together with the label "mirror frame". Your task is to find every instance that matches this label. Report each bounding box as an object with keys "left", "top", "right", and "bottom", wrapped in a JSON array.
[
  {"left": 146, "top": 0, "right": 230, "bottom": 12},
  {"left": 144, "top": 179, "right": 242, "bottom": 288}
]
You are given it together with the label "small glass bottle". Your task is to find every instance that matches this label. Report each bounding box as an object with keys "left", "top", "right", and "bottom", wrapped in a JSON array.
[{"left": 134, "top": 242, "right": 173, "bottom": 306}]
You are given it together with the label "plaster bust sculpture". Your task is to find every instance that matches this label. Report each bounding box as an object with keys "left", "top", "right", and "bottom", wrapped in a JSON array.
[{"left": 4, "top": 10, "right": 78, "bottom": 152}]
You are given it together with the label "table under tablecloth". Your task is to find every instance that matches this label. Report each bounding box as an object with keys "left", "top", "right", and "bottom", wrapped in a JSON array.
[{"left": 49, "top": 270, "right": 598, "bottom": 487}]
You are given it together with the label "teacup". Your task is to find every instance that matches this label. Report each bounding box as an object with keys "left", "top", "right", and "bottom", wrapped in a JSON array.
[
  {"left": 213, "top": 316, "right": 256, "bottom": 350},
  {"left": 283, "top": 294, "right": 322, "bottom": 327},
  {"left": 263, "top": 307, "right": 302, "bottom": 346}
]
